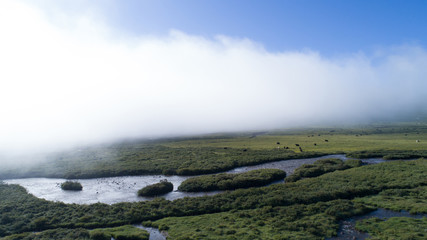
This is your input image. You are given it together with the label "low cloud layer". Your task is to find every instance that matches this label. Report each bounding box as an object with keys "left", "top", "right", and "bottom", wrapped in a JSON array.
[{"left": 1, "top": 0, "right": 427, "bottom": 156}]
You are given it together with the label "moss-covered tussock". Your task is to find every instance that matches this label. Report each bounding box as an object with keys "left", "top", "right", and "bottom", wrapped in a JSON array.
[
  {"left": 89, "top": 225, "right": 149, "bottom": 240},
  {"left": 60, "top": 181, "right": 83, "bottom": 191},
  {"left": 356, "top": 217, "right": 427, "bottom": 240},
  {"left": 178, "top": 169, "right": 286, "bottom": 192},
  {"left": 286, "top": 158, "right": 362, "bottom": 182},
  {"left": 0, "top": 225, "right": 149, "bottom": 240},
  {"left": 137, "top": 180, "right": 173, "bottom": 197},
  {"left": 149, "top": 199, "right": 374, "bottom": 240},
  {"left": 347, "top": 149, "right": 427, "bottom": 159}
]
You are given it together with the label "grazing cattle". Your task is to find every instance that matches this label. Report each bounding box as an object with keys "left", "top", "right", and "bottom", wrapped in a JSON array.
[
  {"left": 416, "top": 140, "right": 420, "bottom": 143},
  {"left": 314, "top": 143, "right": 317, "bottom": 146},
  {"left": 295, "top": 144, "right": 300, "bottom": 146},
  {"left": 277, "top": 142, "right": 280, "bottom": 145},
  {"left": 243, "top": 149, "right": 247, "bottom": 152},
  {"left": 299, "top": 147, "right": 303, "bottom": 152},
  {"left": 324, "top": 139, "right": 329, "bottom": 142}
]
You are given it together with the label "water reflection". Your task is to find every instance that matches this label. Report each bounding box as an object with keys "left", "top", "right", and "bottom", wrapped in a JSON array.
[{"left": 4, "top": 154, "right": 385, "bottom": 205}]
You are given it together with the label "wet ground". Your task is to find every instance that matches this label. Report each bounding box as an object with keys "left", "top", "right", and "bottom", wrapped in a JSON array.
[
  {"left": 329, "top": 208, "right": 427, "bottom": 240},
  {"left": 5, "top": 154, "right": 360, "bottom": 204},
  {"left": 135, "top": 225, "right": 167, "bottom": 240},
  {"left": 4, "top": 155, "right": 409, "bottom": 240}
]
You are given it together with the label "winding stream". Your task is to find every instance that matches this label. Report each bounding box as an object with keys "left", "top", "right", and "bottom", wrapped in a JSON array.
[
  {"left": 3, "top": 155, "right": 411, "bottom": 240},
  {"left": 5, "top": 154, "right": 363, "bottom": 204}
]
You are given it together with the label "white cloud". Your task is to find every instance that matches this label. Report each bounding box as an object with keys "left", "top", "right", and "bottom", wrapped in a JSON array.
[{"left": 0, "top": 0, "right": 426, "bottom": 156}]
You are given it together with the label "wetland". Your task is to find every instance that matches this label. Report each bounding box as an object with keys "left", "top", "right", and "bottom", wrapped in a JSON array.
[{"left": 1, "top": 123, "right": 427, "bottom": 239}]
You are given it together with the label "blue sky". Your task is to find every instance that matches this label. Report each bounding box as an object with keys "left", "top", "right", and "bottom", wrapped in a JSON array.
[
  {"left": 106, "top": 0, "right": 427, "bottom": 55},
  {"left": 1, "top": 0, "right": 427, "bottom": 155}
]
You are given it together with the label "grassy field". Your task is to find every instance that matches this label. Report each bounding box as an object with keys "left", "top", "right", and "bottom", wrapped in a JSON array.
[
  {"left": 1, "top": 123, "right": 427, "bottom": 180},
  {"left": 356, "top": 217, "right": 427, "bottom": 240},
  {"left": 162, "top": 124, "right": 427, "bottom": 153}
]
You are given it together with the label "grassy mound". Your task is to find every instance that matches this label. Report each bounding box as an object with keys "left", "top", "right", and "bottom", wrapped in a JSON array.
[
  {"left": 285, "top": 158, "right": 362, "bottom": 182},
  {"left": 178, "top": 169, "right": 286, "bottom": 192},
  {"left": 60, "top": 181, "right": 83, "bottom": 191},
  {"left": 356, "top": 217, "right": 427, "bottom": 240},
  {"left": 137, "top": 180, "right": 173, "bottom": 197},
  {"left": 1, "top": 226, "right": 149, "bottom": 240},
  {"left": 90, "top": 225, "right": 149, "bottom": 240}
]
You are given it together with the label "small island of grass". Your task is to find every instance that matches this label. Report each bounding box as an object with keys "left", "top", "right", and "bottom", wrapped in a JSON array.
[
  {"left": 285, "top": 158, "right": 362, "bottom": 182},
  {"left": 138, "top": 180, "right": 173, "bottom": 197},
  {"left": 90, "top": 225, "right": 149, "bottom": 240},
  {"left": 60, "top": 181, "right": 83, "bottom": 191},
  {"left": 178, "top": 169, "right": 286, "bottom": 192}
]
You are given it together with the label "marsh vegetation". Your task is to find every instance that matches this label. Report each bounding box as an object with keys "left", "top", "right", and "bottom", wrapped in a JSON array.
[
  {"left": 0, "top": 123, "right": 426, "bottom": 239},
  {"left": 1, "top": 123, "right": 426, "bottom": 181},
  {"left": 60, "top": 181, "right": 83, "bottom": 191},
  {"left": 178, "top": 169, "right": 286, "bottom": 192},
  {"left": 137, "top": 180, "right": 173, "bottom": 197},
  {"left": 285, "top": 158, "right": 362, "bottom": 182}
]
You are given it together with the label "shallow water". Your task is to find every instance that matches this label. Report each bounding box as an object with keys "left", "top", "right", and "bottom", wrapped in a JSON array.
[
  {"left": 328, "top": 208, "right": 427, "bottom": 240},
  {"left": 135, "top": 225, "right": 167, "bottom": 240},
  {"left": 4, "top": 154, "right": 386, "bottom": 205},
  {"left": 3, "top": 155, "right": 410, "bottom": 240}
]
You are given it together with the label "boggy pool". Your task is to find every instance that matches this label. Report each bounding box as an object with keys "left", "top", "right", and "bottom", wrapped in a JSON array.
[
  {"left": 4, "top": 154, "right": 386, "bottom": 205},
  {"left": 329, "top": 208, "right": 427, "bottom": 240}
]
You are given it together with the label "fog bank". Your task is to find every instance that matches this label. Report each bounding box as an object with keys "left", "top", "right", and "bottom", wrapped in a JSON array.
[{"left": 1, "top": 0, "right": 427, "bottom": 157}]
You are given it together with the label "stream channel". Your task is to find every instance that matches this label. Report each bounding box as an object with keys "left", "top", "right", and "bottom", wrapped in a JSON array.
[
  {"left": 5, "top": 155, "right": 414, "bottom": 240},
  {"left": 4, "top": 154, "right": 364, "bottom": 204}
]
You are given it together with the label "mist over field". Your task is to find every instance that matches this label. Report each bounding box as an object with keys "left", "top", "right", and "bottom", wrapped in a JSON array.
[{"left": 1, "top": 0, "right": 427, "bottom": 161}]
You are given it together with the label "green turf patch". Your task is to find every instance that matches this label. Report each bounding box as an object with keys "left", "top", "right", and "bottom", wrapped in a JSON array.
[
  {"left": 178, "top": 169, "right": 286, "bottom": 192},
  {"left": 356, "top": 217, "right": 427, "bottom": 240}
]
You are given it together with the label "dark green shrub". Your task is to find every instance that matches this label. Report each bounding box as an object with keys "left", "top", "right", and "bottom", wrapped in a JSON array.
[
  {"left": 90, "top": 231, "right": 110, "bottom": 240},
  {"left": 345, "top": 159, "right": 363, "bottom": 168},
  {"left": 90, "top": 226, "right": 149, "bottom": 240},
  {"left": 286, "top": 158, "right": 362, "bottom": 182},
  {"left": 138, "top": 180, "right": 173, "bottom": 197},
  {"left": 178, "top": 169, "right": 286, "bottom": 192},
  {"left": 60, "top": 181, "right": 83, "bottom": 191}
]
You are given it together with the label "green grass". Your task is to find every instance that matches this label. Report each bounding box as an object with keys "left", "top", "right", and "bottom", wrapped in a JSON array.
[
  {"left": 138, "top": 180, "right": 173, "bottom": 197},
  {"left": 60, "top": 181, "right": 83, "bottom": 191},
  {"left": 1, "top": 124, "right": 427, "bottom": 239},
  {"left": 354, "top": 186, "right": 427, "bottom": 214},
  {"left": 0, "top": 226, "right": 149, "bottom": 240},
  {"left": 2, "top": 123, "right": 427, "bottom": 180},
  {"left": 162, "top": 124, "right": 427, "bottom": 153},
  {"left": 89, "top": 225, "right": 149, "bottom": 240},
  {"left": 0, "top": 228, "right": 91, "bottom": 240},
  {"left": 285, "top": 158, "right": 362, "bottom": 182},
  {"left": 148, "top": 200, "right": 373, "bottom": 240},
  {"left": 356, "top": 217, "right": 427, "bottom": 240},
  {"left": 0, "top": 159, "right": 426, "bottom": 239},
  {"left": 178, "top": 169, "right": 286, "bottom": 192},
  {"left": 1, "top": 159, "right": 426, "bottom": 234}
]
